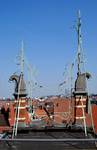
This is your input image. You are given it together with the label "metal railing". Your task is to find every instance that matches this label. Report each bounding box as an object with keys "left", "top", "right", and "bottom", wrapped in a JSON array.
[{"left": 0, "top": 138, "right": 97, "bottom": 142}]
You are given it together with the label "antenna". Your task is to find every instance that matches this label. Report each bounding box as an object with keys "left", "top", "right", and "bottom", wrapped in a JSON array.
[
  {"left": 76, "top": 10, "right": 82, "bottom": 75},
  {"left": 20, "top": 40, "right": 24, "bottom": 74},
  {"left": 70, "top": 63, "right": 74, "bottom": 96}
]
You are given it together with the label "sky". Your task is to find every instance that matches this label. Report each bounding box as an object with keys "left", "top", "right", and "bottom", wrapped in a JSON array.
[{"left": 0, "top": 0, "right": 97, "bottom": 98}]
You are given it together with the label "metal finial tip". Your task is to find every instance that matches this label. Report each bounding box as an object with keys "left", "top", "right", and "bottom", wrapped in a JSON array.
[
  {"left": 78, "top": 10, "right": 81, "bottom": 18},
  {"left": 21, "top": 40, "right": 24, "bottom": 50}
]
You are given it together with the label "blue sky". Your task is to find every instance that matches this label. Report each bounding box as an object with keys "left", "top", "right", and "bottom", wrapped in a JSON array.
[{"left": 0, "top": 0, "right": 97, "bottom": 98}]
